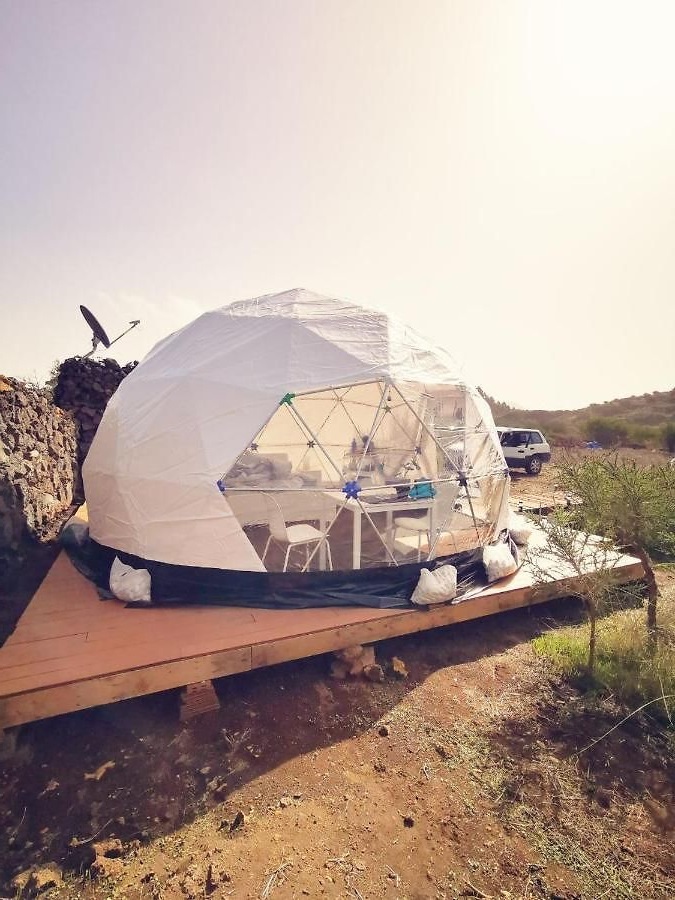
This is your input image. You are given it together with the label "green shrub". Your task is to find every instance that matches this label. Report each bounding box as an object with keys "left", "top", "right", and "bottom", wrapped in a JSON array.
[
  {"left": 626, "top": 423, "right": 662, "bottom": 449},
  {"left": 663, "top": 422, "right": 675, "bottom": 453},
  {"left": 583, "top": 417, "right": 629, "bottom": 447},
  {"left": 557, "top": 455, "right": 675, "bottom": 560}
]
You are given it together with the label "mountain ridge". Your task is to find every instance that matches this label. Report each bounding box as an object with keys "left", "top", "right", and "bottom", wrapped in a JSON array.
[{"left": 478, "top": 386, "right": 675, "bottom": 445}]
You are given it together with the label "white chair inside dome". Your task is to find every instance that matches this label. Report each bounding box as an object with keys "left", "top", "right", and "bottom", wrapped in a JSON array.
[
  {"left": 260, "top": 492, "right": 333, "bottom": 572},
  {"left": 393, "top": 481, "right": 462, "bottom": 562}
]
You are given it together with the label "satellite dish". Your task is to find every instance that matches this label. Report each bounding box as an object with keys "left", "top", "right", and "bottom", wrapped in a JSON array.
[
  {"left": 79, "top": 305, "right": 141, "bottom": 358},
  {"left": 80, "top": 305, "right": 111, "bottom": 349}
]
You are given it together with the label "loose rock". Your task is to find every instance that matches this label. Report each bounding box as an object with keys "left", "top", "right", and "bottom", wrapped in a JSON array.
[
  {"left": 391, "top": 656, "right": 409, "bottom": 678},
  {"left": 22, "top": 863, "right": 64, "bottom": 895},
  {"left": 363, "top": 663, "right": 385, "bottom": 682},
  {"left": 331, "top": 644, "right": 378, "bottom": 678},
  {"left": 92, "top": 837, "right": 124, "bottom": 859},
  {"left": 230, "top": 810, "right": 245, "bottom": 831}
]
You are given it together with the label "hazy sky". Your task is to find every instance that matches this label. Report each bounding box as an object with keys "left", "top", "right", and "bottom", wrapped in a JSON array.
[{"left": 1, "top": 1, "right": 674, "bottom": 409}]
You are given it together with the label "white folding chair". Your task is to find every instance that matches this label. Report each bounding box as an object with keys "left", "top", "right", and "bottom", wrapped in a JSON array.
[
  {"left": 393, "top": 482, "right": 462, "bottom": 561},
  {"left": 260, "top": 493, "right": 333, "bottom": 572}
]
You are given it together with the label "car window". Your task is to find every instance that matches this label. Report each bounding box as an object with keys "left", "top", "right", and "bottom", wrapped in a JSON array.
[
  {"left": 530, "top": 432, "right": 544, "bottom": 444},
  {"left": 501, "top": 431, "right": 527, "bottom": 447}
]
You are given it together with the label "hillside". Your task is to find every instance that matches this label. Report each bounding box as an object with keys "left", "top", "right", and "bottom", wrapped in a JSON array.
[{"left": 480, "top": 387, "right": 675, "bottom": 447}]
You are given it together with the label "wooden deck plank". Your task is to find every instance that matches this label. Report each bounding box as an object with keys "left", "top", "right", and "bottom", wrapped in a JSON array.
[
  {"left": 19, "top": 595, "right": 110, "bottom": 617},
  {"left": 1, "top": 631, "right": 259, "bottom": 695},
  {"left": 248, "top": 604, "right": 393, "bottom": 627},
  {"left": 19, "top": 596, "right": 255, "bottom": 623},
  {"left": 0, "top": 616, "right": 260, "bottom": 673},
  {"left": 8, "top": 607, "right": 258, "bottom": 644},
  {"left": 0, "top": 634, "right": 90, "bottom": 668}
]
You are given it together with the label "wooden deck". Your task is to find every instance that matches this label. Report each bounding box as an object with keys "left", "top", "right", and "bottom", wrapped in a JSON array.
[{"left": 0, "top": 531, "right": 644, "bottom": 731}]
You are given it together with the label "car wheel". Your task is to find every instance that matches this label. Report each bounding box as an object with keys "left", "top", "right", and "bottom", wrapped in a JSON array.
[{"left": 525, "top": 455, "right": 542, "bottom": 475}]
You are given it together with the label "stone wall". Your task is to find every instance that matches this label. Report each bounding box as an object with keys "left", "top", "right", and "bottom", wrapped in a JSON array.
[
  {"left": 0, "top": 359, "right": 136, "bottom": 574},
  {"left": 0, "top": 376, "right": 79, "bottom": 571},
  {"left": 54, "top": 357, "right": 136, "bottom": 465}
]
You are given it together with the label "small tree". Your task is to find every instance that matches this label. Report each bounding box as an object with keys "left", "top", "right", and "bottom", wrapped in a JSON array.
[
  {"left": 529, "top": 513, "right": 623, "bottom": 673},
  {"left": 556, "top": 455, "right": 675, "bottom": 652}
]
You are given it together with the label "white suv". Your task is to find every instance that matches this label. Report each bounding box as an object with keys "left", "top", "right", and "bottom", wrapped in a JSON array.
[{"left": 497, "top": 427, "right": 551, "bottom": 475}]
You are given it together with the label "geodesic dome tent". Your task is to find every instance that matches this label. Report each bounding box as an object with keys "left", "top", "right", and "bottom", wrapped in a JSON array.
[{"left": 81, "top": 289, "right": 511, "bottom": 608}]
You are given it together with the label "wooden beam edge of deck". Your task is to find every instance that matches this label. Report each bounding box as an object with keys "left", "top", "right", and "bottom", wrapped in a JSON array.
[{"left": 0, "top": 559, "right": 644, "bottom": 731}]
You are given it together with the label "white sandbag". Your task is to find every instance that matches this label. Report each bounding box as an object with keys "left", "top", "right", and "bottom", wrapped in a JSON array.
[
  {"left": 483, "top": 542, "right": 518, "bottom": 584},
  {"left": 508, "top": 511, "right": 533, "bottom": 546},
  {"left": 109, "top": 556, "right": 152, "bottom": 604},
  {"left": 411, "top": 564, "right": 458, "bottom": 606}
]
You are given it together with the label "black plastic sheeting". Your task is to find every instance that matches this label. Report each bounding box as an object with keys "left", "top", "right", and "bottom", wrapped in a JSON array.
[{"left": 61, "top": 521, "right": 489, "bottom": 610}]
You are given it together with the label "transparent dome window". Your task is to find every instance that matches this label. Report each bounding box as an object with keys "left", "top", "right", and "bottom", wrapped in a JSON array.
[{"left": 218, "top": 380, "right": 509, "bottom": 573}]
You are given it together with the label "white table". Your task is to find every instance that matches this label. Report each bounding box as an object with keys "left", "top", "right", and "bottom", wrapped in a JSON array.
[
  {"left": 226, "top": 489, "right": 434, "bottom": 570},
  {"left": 323, "top": 491, "right": 435, "bottom": 569}
]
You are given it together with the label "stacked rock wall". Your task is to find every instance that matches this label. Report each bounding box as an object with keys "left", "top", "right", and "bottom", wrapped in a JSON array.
[
  {"left": 54, "top": 358, "right": 137, "bottom": 464},
  {"left": 0, "top": 376, "right": 78, "bottom": 570},
  {"left": 0, "top": 358, "right": 136, "bottom": 573}
]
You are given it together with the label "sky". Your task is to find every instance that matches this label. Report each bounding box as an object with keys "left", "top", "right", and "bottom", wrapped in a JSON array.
[{"left": 1, "top": 0, "right": 674, "bottom": 410}]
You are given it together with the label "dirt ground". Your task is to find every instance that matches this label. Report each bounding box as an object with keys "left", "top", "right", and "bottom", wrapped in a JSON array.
[
  {"left": 508, "top": 447, "right": 673, "bottom": 512},
  {"left": 1, "top": 462, "right": 673, "bottom": 899}
]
